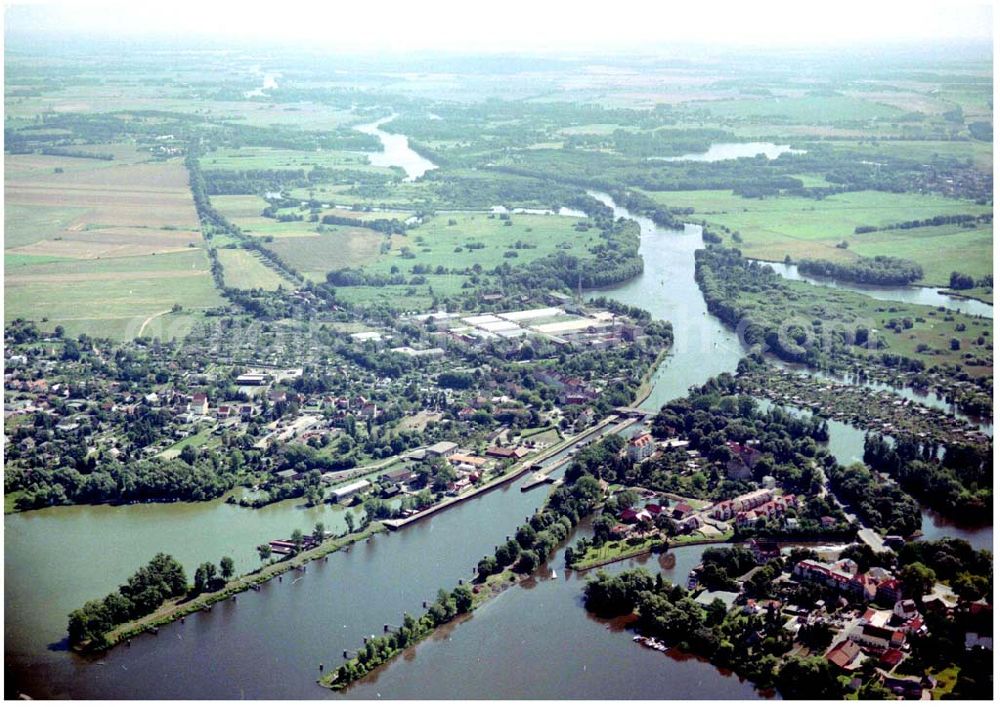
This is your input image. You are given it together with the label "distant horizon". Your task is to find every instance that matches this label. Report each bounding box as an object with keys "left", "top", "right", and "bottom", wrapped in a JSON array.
[{"left": 4, "top": 0, "right": 994, "bottom": 55}]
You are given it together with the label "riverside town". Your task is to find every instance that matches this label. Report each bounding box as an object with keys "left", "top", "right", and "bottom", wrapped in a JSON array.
[{"left": 3, "top": 2, "right": 994, "bottom": 701}]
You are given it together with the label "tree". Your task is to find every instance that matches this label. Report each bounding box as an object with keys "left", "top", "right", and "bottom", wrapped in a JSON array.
[
  {"left": 952, "top": 572, "right": 990, "bottom": 601},
  {"left": 179, "top": 444, "right": 198, "bottom": 466},
  {"left": 313, "top": 522, "right": 325, "bottom": 543},
  {"left": 219, "top": 556, "right": 235, "bottom": 582},
  {"left": 705, "top": 597, "right": 728, "bottom": 626},
  {"left": 858, "top": 679, "right": 894, "bottom": 700},
  {"left": 452, "top": 585, "right": 474, "bottom": 613},
  {"left": 291, "top": 528, "right": 304, "bottom": 553},
  {"left": 775, "top": 655, "right": 845, "bottom": 699},
  {"left": 899, "top": 562, "right": 937, "bottom": 598},
  {"left": 345, "top": 510, "right": 355, "bottom": 534},
  {"left": 193, "top": 562, "right": 218, "bottom": 594},
  {"left": 477, "top": 556, "right": 497, "bottom": 581},
  {"left": 514, "top": 549, "right": 539, "bottom": 573},
  {"left": 257, "top": 543, "right": 272, "bottom": 563}
]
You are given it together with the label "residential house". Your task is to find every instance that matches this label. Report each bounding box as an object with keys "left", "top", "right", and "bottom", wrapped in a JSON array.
[
  {"left": 486, "top": 446, "right": 518, "bottom": 460},
  {"left": 748, "top": 539, "right": 781, "bottom": 564},
  {"left": 893, "top": 599, "right": 919, "bottom": 620},
  {"left": 876, "top": 579, "right": 903, "bottom": 605},
  {"left": 672, "top": 502, "right": 694, "bottom": 520},
  {"left": 826, "top": 640, "right": 863, "bottom": 672},
  {"left": 620, "top": 507, "right": 653, "bottom": 525},
  {"left": 189, "top": 392, "right": 208, "bottom": 415},
  {"left": 725, "top": 441, "right": 762, "bottom": 480},
  {"left": 852, "top": 623, "right": 905, "bottom": 651},
  {"left": 627, "top": 433, "right": 656, "bottom": 462}
]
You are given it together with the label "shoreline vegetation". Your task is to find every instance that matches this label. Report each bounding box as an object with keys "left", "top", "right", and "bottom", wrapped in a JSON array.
[
  {"left": 748, "top": 254, "right": 995, "bottom": 304},
  {"left": 695, "top": 246, "right": 993, "bottom": 417},
  {"left": 319, "top": 472, "right": 606, "bottom": 691},
  {"left": 72, "top": 523, "right": 386, "bottom": 654}
]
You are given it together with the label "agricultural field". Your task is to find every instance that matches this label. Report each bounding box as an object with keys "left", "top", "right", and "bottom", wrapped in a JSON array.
[
  {"left": 201, "top": 147, "right": 382, "bottom": 173},
  {"left": 216, "top": 248, "right": 293, "bottom": 290},
  {"left": 649, "top": 189, "right": 993, "bottom": 284},
  {"left": 212, "top": 195, "right": 270, "bottom": 220},
  {"left": 263, "top": 225, "right": 392, "bottom": 281},
  {"left": 825, "top": 139, "right": 993, "bottom": 173},
  {"left": 5, "top": 249, "right": 223, "bottom": 340},
  {"left": 382, "top": 212, "right": 599, "bottom": 273},
  {"left": 333, "top": 211, "right": 601, "bottom": 310},
  {"left": 691, "top": 95, "right": 907, "bottom": 123},
  {"left": 285, "top": 180, "right": 433, "bottom": 208},
  {"left": 4, "top": 149, "right": 222, "bottom": 339}
]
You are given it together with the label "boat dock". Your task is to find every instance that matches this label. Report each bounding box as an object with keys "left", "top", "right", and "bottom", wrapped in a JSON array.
[
  {"left": 521, "top": 470, "right": 565, "bottom": 491},
  {"left": 520, "top": 458, "right": 568, "bottom": 491}
]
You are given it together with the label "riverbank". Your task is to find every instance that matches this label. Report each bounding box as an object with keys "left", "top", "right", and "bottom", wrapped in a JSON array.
[
  {"left": 631, "top": 347, "right": 671, "bottom": 409},
  {"left": 95, "top": 523, "right": 387, "bottom": 652}
]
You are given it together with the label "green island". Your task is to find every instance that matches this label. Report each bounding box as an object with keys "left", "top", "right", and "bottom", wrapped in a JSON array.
[{"left": 69, "top": 523, "right": 387, "bottom": 652}]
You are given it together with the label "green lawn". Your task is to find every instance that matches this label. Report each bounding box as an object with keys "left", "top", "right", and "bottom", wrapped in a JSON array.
[
  {"left": 733, "top": 275, "right": 993, "bottom": 376},
  {"left": 572, "top": 536, "right": 662, "bottom": 570},
  {"left": 159, "top": 426, "right": 221, "bottom": 459},
  {"left": 930, "top": 666, "right": 960, "bottom": 699}
]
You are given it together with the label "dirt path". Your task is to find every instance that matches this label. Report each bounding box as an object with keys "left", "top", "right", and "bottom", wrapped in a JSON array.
[{"left": 138, "top": 309, "right": 172, "bottom": 337}]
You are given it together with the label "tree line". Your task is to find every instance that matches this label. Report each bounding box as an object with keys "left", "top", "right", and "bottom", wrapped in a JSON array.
[{"left": 796, "top": 255, "right": 924, "bottom": 286}]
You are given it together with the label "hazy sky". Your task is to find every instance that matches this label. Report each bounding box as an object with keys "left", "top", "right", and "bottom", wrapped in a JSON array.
[{"left": 5, "top": 0, "right": 994, "bottom": 52}]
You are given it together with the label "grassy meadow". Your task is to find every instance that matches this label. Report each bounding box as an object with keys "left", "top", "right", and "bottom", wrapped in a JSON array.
[{"left": 649, "top": 189, "right": 993, "bottom": 284}]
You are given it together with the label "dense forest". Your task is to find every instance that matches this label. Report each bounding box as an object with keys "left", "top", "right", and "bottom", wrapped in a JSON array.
[
  {"left": 863, "top": 433, "right": 992, "bottom": 523},
  {"left": 826, "top": 461, "right": 922, "bottom": 536}
]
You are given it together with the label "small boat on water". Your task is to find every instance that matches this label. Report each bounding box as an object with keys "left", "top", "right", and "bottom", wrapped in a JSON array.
[{"left": 633, "top": 635, "right": 667, "bottom": 651}]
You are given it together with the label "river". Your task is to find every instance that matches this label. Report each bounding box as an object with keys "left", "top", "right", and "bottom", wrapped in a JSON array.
[
  {"left": 650, "top": 142, "right": 804, "bottom": 162},
  {"left": 590, "top": 191, "right": 744, "bottom": 409},
  {"left": 754, "top": 259, "right": 993, "bottom": 319},
  {"left": 355, "top": 116, "right": 438, "bottom": 182},
  {"left": 3, "top": 147, "right": 990, "bottom": 700},
  {"left": 244, "top": 69, "right": 279, "bottom": 98},
  {"left": 341, "top": 533, "right": 763, "bottom": 700}
]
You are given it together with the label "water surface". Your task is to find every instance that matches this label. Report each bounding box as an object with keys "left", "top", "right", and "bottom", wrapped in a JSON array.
[
  {"left": 651, "top": 142, "right": 804, "bottom": 162},
  {"left": 355, "top": 116, "right": 438, "bottom": 181}
]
